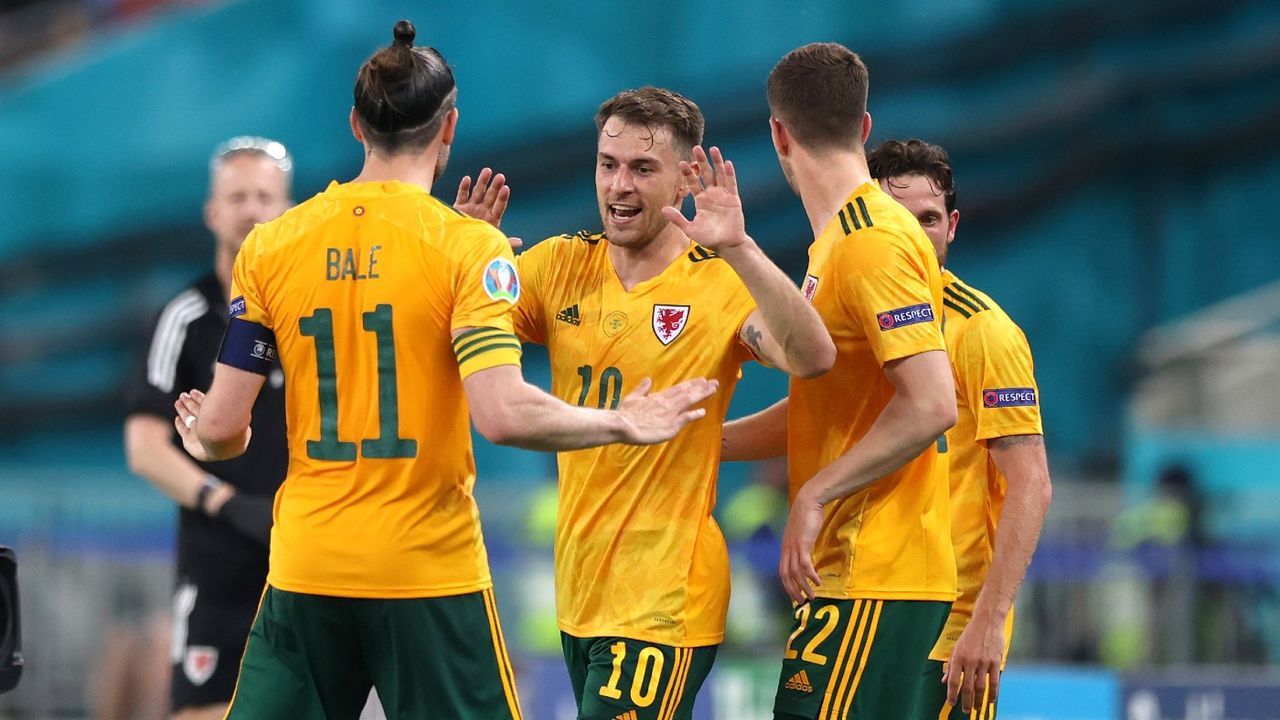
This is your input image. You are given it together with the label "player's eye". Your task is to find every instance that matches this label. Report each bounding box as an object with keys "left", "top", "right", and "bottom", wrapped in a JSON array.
[{"left": 599, "top": 160, "right": 616, "bottom": 170}]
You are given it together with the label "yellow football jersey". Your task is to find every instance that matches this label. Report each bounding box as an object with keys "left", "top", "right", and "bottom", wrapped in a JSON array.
[
  {"left": 929, "top": 270, "right": 1043, "bottom": 661},
  {"left": 788, "top": 181, "right": 956, "bottom": 601},
  {"left": 226, "top": 180, "right": 523, "bottom": 599},
  {"left": 513, "top": 232, "right": 756, "bottom": 647}
]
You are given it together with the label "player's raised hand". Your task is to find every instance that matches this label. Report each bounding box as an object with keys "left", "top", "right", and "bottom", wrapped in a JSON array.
[
  {"left": 660, "top": 146, "right": 748, "bottom": 252},
  {"left": 943, "top": 614, "right": 1005, "bottom": 714},
  {"left": 779, "top": 485, "right": 824, "bottom": 604},
  {"left": 616, "top": 377, "right": 719, "bottom": 445},
  {"left": 455, "top": 168, "right": 522, "bottom": 248},
  {"left": 174, "top": 389, "right": 250, "bottom": 462}
]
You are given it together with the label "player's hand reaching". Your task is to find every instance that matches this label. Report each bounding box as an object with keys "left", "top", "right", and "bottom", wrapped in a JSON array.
[
  {"left": 174, "top": 389, "right": 251, "bottom": 462},
  {"left": 455, "top": 167, "right": 523, "bottom": 249},
  {"left": 779, "top": 485, "right": 824, "bottom": 604},
  {"left": 660, "top": 146, "right": 748, "bottom": 252},
  {"left": 616, "top": 377, "right": 719, "bottom": 445},
  {"left": 943, "top": 613, "right": 1005, "bottom": 714}
]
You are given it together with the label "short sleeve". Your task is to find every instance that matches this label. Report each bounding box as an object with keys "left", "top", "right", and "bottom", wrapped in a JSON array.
[
  {"left": 219, "top": 230, "right": 280, "bottom": 376},
  {"left": 450, "top": 223, "right": 523, "bottom": 379},
  {"left": 512, "top": 238, "right": 554, "bottom": 345},
  {"left": 126, "top": 305, "right": 198, "bottom": 418},
  {"left": 953, "top": 313, "right": 1044, "bottom": 441},
  {"left": 834, "top": 230, "right": 945, "bottom": 365}
]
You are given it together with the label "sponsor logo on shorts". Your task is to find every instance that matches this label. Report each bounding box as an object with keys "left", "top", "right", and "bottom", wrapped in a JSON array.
[
  {"left": 876, "top": 303, "right": 934, "bottom": 331},
  {"left": 785, "top": 669, "right": 814, "bottom": 693},
  {"left": 229, "top": 296, "right": 246, "bottom": 318},
  {"left": 983, "top": 387, "right": 1037, "bottom": 408},
  {"left": 482, "top": 257, "right": 520, "bottom": 303},
  {"left": 612, "top": 711, "right": 638, "bottom": 720},
  {"left": 184, "top": 646, "right": 219, "bottom": 686}
]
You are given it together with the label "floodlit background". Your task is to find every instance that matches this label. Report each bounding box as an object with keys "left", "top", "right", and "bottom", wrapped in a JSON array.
[{"left": 2, "top": 0, "right": 1280, "bottom": 717}]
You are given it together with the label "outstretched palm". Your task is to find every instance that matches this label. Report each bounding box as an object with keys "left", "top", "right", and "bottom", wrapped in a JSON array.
[{"left": 661, "top": 146, "right": 747, "bottom": 251}]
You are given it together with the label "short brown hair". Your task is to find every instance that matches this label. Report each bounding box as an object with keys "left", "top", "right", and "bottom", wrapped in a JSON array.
[
  {"left": 353, "top": 20, "right": 457, "bottom": 154},
  {"left": 595, "top": 87, "right": 704, "bottom": 157},
  {"left": 766, "top": 43, "right": 868, "bottom": 151},
  {"left": 867, "top": 139, "right": 957, "bottom": 213}
]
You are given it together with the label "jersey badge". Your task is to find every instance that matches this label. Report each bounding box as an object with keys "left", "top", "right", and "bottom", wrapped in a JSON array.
[
  {"left": 802, "top": 275, "right": 819, "bottom": 303},
  {"left": 603, "top": 311, "right": 628, "bottom": 337},
  {"left": 652, "top": 304, "right": 690, "bottom": 346},
  {"left": 876, "top": 303, "right": 934, "bottom": 331},
  {"left": 983, "top": 388, "right": 1037, "bottom": 408},
  {"left": 482, "top": 257, "right": 520, "bottom": 303},
  {"left": 183, "top": 646, "right": 218, "bottom": 686},
  {"left": 229, "top": 296, "right": 246, "bottom": 318}
]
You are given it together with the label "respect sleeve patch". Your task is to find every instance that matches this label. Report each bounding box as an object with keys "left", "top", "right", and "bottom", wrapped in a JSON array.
[
  {"left": 876, "top": 303, "right": 935, "bottom": 331},
  {"left": 217, "top": 318, "right": 278, "bottom": 376},
  {"left": 982, "top": 387, "right": 1038, "bottom": 408}
]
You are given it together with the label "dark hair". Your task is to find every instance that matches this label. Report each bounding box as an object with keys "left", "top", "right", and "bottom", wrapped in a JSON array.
[
  {"left": 595, "top": 86, "right": 704, "bottom": 157},
  {"left": 353, "top": 20, "right": 457, "bottom": 154},
  {"left": 867, "top": 139, "right": 957, "bottom": 213},
  {"left": 766, "top": 42, "right": 868, "bottom": 152}
]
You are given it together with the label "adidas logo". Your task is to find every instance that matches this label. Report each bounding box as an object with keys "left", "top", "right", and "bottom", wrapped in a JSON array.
[
  {"left": 784, "top": 669, "right": 814, "bottom": 694},
  {"left": 556, "top": 304, "right": 581, "bottom": 326},
  {"left": 611, "top": 711, "right": 638, "bottom": 720}
]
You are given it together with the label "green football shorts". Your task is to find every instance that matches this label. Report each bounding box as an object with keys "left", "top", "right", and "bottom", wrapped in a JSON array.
[{"left": 561, "top": 633, "right": 718, "bottom": 720}]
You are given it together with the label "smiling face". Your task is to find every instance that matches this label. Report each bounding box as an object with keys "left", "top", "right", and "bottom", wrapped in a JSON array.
[
  {"left": 595, "top": 116, "right": 689, "bottom": 250},
  {"left": 879, "top": 172, "right": 958, "bottom": 266}
]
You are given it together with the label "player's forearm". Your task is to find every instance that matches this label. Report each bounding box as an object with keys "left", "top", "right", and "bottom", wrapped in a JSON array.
[
  {"left": 722, "top": 398, "right": 788, "bottom": 462},
  {"left": 486, "top": 382, "right": 628, "bottom": 451},
  {"left": 974, "top": 435, "right": 1053, "bottom": 621},
  {"left": 125, "top": 415, "right": 210, "bottom": 508},
  {"left": 802, "top": 392, "right": 949, "bottom": 505},
  {"left": 719, "top": 240, "right": 834, "bottom": 378},
  {"left": 195, "top": 416, "right": 252, "bottom": 461}
]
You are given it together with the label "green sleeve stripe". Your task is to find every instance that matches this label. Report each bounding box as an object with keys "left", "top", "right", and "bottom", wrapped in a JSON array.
[
  {"left": 950, "top": 282, "right": 990, "bottom": 310},
  {"left": 838, "top": 208, "right": 852, "bottom": 235},
  {"left": 943, "top": 298, "right": 972, "bottom": 319},
  {"left": 453, "top": 328, "right": 513, "bottom": 354},
  {"left": 845, "top": 202, "right": 862, "bottom": 230},
  {"left": 453, "top": 326, "right": 500, "bottom": 345},
  {"left": 456, "top": 341, "right": 523, "bottom": 367},
  {"left": 944, "top": 286, "right": 983, "bottom": 315},
  {"left": 855, "top": 196, "right": 874, "bottom": 227}
]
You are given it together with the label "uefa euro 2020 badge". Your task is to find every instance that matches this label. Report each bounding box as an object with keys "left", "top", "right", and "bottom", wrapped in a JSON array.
[{"left": 483, "top": 257, "right": 520, "bottom": 304}]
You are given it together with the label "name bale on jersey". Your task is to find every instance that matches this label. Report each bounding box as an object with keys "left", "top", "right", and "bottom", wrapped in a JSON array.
[
  {"left": 876, "top": 303, "right": 934, "bottom": 331},
  {"left": 983, "top": 387, "right": 1037, "bottom": 408},
  {"left": 326, "top": 245, "right": 382, "bottom": 281}
]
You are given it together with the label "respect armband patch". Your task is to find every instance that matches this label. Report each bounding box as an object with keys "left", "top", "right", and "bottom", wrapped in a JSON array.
[
  {"left": 217, "top": 318, "right": 278, "bottom": 376},
  {"left": 982, "top": 387, "right": 1037, "bottom": 408},
  {"left": 229, "top": 296, "right": 247, "bottom": 318},
  {"left": 876, "top": 303, "right": 934, "bottom": 331}
]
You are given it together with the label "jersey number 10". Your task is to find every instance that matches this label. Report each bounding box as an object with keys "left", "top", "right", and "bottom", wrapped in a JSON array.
[{"left": 298, "top": 304, "right": 418, "bottom": 461}]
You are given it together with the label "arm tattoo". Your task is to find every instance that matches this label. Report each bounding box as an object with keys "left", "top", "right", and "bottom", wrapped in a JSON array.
[
  {"left": 744, "top": 324, "right": 764, "bottom": 356},
  {"left": 990, "top": 434, "right": 1044, "bottom": 449}
]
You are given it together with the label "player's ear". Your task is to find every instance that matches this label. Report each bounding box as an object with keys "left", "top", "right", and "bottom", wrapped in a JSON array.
[
  {"left": 440, "top": 107, "right": 459, "bottom": 147},
  {"left": 349, "top": 108, "right": 365, "bottom": 144},
  {"left": 947, "top": 209, "right": 960, "bottom": 246},
  {"left": 860, "top": 112, "right": 873, "bottom": 145},
  {"left": 769, "top": 117, "right": 789, "bottom": 157}
]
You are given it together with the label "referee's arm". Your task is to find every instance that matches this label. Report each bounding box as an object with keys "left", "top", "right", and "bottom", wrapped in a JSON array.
[{"left": 125, "top": 413, "right": 231, "bottom": 513}]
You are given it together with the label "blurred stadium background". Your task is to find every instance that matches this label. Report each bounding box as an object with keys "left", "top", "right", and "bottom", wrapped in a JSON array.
[{"left": 2, "top": 0, "right": 1280, "bottom": 717}]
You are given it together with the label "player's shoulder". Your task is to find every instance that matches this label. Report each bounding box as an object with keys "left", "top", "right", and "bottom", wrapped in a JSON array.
[
  {"left": 522, "top": 230, "right": 606, "bottom": 263},
  {"left": 943, "top": 274, "right": 1027, "bottom": 344},
  {"left": 831, "top": 187, "right": 933, "bottom": 260},
  {"left": 156, "top": 273, "right": 218, "bottom": 323}
]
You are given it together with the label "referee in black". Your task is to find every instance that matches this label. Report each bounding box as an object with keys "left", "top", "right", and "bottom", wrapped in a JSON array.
[{"left": 125, "top": 137, "right": 292, "bottom": 720}]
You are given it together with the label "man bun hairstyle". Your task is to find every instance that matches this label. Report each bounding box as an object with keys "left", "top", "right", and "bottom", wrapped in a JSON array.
[
  {"left": 595, "top": 86, "right": 705, "bottom": 157},
  {"left": 767, "top": 42, "right": 869, "bottom": 152},
  {"left": 867, "top": 139, "right": 957, "bottom": 213},
  {"left": 353, "top": 20, "right": 457, "bottom": 154}
]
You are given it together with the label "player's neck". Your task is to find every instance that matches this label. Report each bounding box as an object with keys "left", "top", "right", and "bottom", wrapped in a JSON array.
[
  {"left": 792, "top": 147, "right": 874, "bottom": 238},
  {"left": 607, "top": 224, "right": 688, "bottom": 291},
  {"left": 351, "top": 146, "right": 442, "bottom": 194}
]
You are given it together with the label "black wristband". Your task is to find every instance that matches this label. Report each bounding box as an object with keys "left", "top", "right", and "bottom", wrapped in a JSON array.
[{"left": 195, "top": 476, "right": 222, "bottom": 514}]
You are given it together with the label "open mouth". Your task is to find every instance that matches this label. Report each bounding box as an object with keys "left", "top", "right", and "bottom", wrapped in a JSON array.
[{"left": 608, "top": 204, "right": 642, "bottom": 224}]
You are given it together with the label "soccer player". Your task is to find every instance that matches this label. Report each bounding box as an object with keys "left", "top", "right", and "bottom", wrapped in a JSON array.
[
  {"left": 170, "top": 22, "right": 717, "bottom": 720},
  {"left": 125, "top": 136, "right": 292, "bottom": 720},
  {"left": 868, "top": 139, "right": 1052, "bottom": 719},
  {"left": 721, "top": 43, "right": 959, "bottom": 719},
  {"left": 511, "top": 87, "right": 834, "bottom": 720}
]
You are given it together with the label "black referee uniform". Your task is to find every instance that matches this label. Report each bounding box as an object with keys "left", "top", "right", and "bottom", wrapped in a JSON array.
[{"left": 126, "top": 272, "right": 288, "bottom": 709}]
